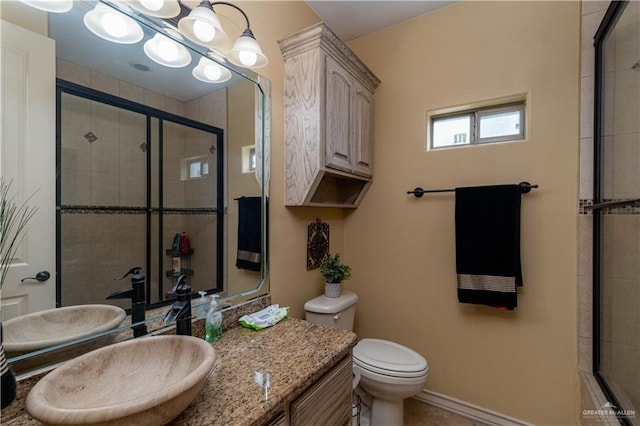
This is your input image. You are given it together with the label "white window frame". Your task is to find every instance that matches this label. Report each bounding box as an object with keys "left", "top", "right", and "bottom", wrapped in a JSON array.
[{"left": 429, "top": 102, "right": 526, "bottom": 150}]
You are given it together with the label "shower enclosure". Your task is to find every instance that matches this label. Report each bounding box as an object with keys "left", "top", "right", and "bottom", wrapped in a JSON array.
[
  {"left": 593, "top": 1, "right": 640, "bottom": 423},
  {"left": 57, "top": 80, "right": 224, "bottom": 309}
]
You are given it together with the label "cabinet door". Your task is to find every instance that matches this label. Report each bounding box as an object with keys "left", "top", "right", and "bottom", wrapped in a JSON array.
[
  {"left": 325, "top": 56, "right": 353, "bottom": 173},
  {"left": 290, "top": 355, "right": 352, "bottom": 426},
  {"left": 352, "top": 81, "right": 374, "bottom": 177}
]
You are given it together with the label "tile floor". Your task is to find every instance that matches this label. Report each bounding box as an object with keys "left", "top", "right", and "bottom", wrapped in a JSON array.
[
  {"left": 404, "top": 398, "right": 487, "bottom": 425},
  {"left": 353, "top": 397, "right": 487, "bottom": 426}
]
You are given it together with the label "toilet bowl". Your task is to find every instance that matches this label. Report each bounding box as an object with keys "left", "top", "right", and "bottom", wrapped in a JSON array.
[
  {"left": 304, "top": 291, "right": 429, "bottom": 426},
  {"left": 353, "top": 338, "right": 428, "bottom": 426}
]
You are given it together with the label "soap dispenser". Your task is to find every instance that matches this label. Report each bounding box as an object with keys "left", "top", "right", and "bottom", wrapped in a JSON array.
[
  {"left": 205, "top": 295, "right": 222, "bottom": 343},
  {"left": 196, "top": 291, "right": 207, "bottom": 318}
]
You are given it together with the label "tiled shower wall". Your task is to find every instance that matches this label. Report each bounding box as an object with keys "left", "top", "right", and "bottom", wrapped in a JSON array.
[
  {"left": 58, "top": 59, "right": 226, "bottom": 306},
  {"left": 579, "top": 0, "right": 640, "bottom": 413}
]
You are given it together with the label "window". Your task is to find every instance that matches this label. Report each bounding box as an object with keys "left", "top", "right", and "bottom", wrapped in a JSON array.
[
  {"left": 242, "top": 145, "right": 256, "bottom": 173},
  {"left": 181, "top": 155, "right": 210, "bottom": 180},
  {"left": 430, "top": 102, "right": 525, "bottom": 149}
]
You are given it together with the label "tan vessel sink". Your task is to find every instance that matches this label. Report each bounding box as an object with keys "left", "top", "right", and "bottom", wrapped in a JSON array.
[
  {"left": 26, "top": 335, "right": 216, "bottom": 426},
  {"left": 3, "top": 304, "right": 127, "bottom": 356}
]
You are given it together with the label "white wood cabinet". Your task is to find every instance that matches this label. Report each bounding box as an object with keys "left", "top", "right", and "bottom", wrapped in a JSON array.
[{"left": 279, "top": 23, "right": 380, "bottom": 208}]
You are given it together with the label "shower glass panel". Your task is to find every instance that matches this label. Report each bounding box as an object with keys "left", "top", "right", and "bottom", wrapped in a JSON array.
[
  {"left": 594, "top": 1, "right": 640, "bottom": 422},
  {"left": 58, "top": 83, "right": 224, "bottom": 311},
  {"left": 59, "top": 93, "right": 147, "bottom": 307},
  {"left": 152, "top": 121, "right": 221, "bottom": 304}
]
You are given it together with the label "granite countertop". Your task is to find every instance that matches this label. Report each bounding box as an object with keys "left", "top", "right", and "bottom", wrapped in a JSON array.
[{"left": 4, "top": 317, "right": 357, "bottom": 426}]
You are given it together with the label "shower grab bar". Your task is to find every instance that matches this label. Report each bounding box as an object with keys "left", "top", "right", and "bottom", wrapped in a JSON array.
[
  {"left": 585, "top": 198, "right": 640, "bottom": 210},
  {"left": 407, "top": 181, "right": 538, "bottom": 198}
]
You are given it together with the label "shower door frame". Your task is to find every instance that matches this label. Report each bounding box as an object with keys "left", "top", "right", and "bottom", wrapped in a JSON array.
[
  {"left": 55, "top": 79, "right": 225, "bottom": 309},
  {"left": 592, "top": 1, "right": 636, "bottom": 423}
]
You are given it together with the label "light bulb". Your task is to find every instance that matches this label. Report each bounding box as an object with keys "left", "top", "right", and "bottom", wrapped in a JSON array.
[
  {"left": 203, "top": 65, "right": 222, "bottom": 81},
  {"left": 193, "top": 56, "right": 231, "bottom": 83},
  {"left": 157, "top": 37, "right": 179, "bottom": 62},
  {"left": 101, "top": 12, "right": 127, "bottom": 39},
  {"left": 139, "top": 0, "right": 163, "bottom": 11},
  {"left": 238, "top": 51, "right": 258, "bottom": 67},
  {"left": 193, "top": 20, "right": 215, "bottom": 43}
]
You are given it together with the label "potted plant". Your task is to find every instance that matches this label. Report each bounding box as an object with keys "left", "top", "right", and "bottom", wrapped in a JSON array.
[
  {"left": 319, "top": 253, "right": 351, "bottom": 298},
  {"left": 0, "top": 179, "right": 37, "bottom": 409}
]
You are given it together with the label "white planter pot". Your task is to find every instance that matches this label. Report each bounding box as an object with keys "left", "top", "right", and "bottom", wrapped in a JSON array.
[{"left": 325, "top": 282, "right": 342, "bottom": 298}]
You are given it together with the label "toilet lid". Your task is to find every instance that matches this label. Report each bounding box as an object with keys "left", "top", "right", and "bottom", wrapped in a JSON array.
[{"left": 353, "top": 338, "right": 428, "bottom": 378}]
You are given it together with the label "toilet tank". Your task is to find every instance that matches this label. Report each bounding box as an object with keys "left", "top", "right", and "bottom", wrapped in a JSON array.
[{"left": 304, "top": 291, "right": 358, "bottom": 331}]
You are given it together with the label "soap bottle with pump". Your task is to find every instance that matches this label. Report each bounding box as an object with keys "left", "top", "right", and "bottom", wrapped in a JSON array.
[
  {"left": 196, "top": 291, "right": 207, "bottom": 318},
  {"left": 205, "top": 295, "right": 222, "bottom": 343}
]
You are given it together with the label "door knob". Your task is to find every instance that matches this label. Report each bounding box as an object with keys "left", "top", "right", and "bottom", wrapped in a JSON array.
[{"left": 21, "top": 271, "right": 51, "bottom": 282}]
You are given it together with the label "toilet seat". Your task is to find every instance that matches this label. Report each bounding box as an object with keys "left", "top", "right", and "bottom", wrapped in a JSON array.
[{"left": 353, "top": 338, "right": 428, "bottom": 378}]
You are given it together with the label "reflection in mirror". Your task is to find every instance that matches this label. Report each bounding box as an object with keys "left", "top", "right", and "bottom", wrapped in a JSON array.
[{"left": 1, "top": 0, "right": 270, "bottom": 371}]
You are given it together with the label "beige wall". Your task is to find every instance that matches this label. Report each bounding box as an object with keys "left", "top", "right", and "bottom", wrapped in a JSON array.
[{"left": 345, "top": 2, "right": 580, "bottom": 425}]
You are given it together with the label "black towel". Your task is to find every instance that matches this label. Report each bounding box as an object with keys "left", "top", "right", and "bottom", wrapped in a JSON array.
[
  {"left": 236, "top": 196, "right": 262, "bottom": 272},
  {"left": 455, "top": 185, "right": 522, "bottom": 310}
]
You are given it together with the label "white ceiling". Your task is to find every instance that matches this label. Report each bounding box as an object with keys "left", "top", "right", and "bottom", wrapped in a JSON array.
[{"left": 305, "top": 1, "right": 457, "bottom": 41}]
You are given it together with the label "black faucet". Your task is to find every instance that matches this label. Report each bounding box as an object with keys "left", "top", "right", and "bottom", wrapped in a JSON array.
[
  {"left": 163, "top": 275, "right": 192, "bottom": 336},
  {"left": 107, "top": 267, "right": 147, "bottom": 338}
]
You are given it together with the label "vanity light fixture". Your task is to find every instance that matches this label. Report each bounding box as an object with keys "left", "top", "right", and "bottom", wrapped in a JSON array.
[
  {"left": 127, "top": 0, "right": 180, "bottom": 18},
  {"left": 179, "top": 1, "right": 268, "bottom": 69},
  {"left": 144, "top": 28, "right": 192, "bottom": 68},
  {"left": 18, "top": 0, "right": 73, "bottom": 13},
  {"left": 227, "top": 28, "right": 268, "bottom": 68},
  {"left": 177, "top": 0, "right": 228, "bottom": 49},
  {"left": 84, "top": 2, "right": 144, "bottom": 44},
  {"left": 192, "top": 51, "right": 232, "bottom": 83}
]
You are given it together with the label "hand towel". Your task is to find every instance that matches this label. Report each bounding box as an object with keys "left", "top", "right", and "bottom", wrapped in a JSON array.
[
  {"left": 236, "top": 196, "right": 262, "bottom": 272},
  {"left": 455, "top": 185, "right": 522, "bottom": 310}
]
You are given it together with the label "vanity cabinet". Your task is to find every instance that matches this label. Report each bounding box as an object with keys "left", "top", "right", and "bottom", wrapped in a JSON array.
[
  {"left": 279, "top": 23, "right": 380, "bottom": 208},
  {"left": 290, "top": 354, "right": 352, "bottom": 425},
  {"left": 267, "top": 354, "right": 352, "bottom": 426}
]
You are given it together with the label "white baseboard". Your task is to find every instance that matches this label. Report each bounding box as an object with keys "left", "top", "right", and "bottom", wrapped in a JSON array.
[{"left": 413, "top": 389, "right": 534, "bottom": 426}]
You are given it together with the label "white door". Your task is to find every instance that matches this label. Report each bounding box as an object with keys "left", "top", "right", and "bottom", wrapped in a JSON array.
[{"left": 0, "top": 20, "right": 56, "bottom": 320}]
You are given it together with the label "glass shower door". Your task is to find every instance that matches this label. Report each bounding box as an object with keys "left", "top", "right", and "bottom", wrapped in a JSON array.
[
  {"left": 594, "top": 1, "right": 640, "bottom": 423},
  {"left": 59, "top": 92, "right": 147, "bottom": 308},
  {"left": 59, "top": 83, "right": 224, "bottom": 311}
]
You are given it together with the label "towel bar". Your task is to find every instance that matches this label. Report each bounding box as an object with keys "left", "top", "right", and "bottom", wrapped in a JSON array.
[{"left": 407, "top": 182, "right": 539, "bottom": 198}]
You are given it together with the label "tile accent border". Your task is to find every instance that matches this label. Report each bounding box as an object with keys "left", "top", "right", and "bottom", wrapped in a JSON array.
[
  {"left": 60, "top": 205, "right": 218, "bottom": 215},
  {"left": 580, "top": 199, "right": 593, "bottom": 215}
]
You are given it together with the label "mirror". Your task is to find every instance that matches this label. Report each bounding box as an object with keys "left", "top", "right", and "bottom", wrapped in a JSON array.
[{"left": 1, "top": 0, "right": 270, "bottom": 370}]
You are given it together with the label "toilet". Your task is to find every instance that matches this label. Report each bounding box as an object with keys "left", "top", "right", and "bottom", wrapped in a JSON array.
[{"left": 304, "top": 291, "right": 429, "bottom": 426}]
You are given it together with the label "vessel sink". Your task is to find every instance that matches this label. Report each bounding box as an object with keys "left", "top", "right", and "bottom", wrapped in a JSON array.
[
  {"left": 26, "top": 335, "right": 216, "bottom": 426},
  {"left": 3, "top": 304, "right": 127, "bottom": 356}
]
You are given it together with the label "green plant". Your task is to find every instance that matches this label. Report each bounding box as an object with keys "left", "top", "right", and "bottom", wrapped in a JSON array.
[
  {"left": 319, "top": 253, "right": 351, "bottom": 283},
  {"left": 0, "top": 180, "right": 38, "bottom": 289}
]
